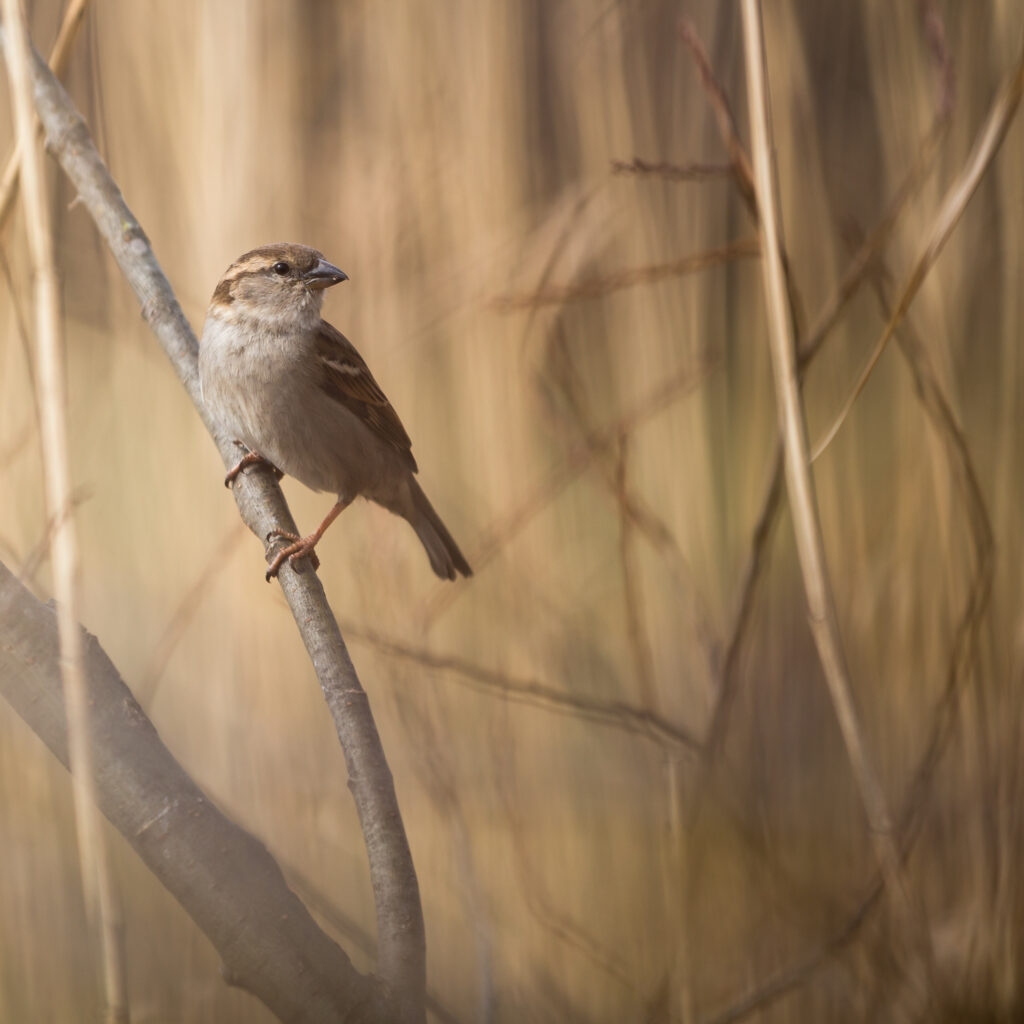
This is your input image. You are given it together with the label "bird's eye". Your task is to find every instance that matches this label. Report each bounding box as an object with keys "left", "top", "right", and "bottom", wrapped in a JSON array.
[{"left": 272, "top": 261, "right": 290, "bottom": 276}]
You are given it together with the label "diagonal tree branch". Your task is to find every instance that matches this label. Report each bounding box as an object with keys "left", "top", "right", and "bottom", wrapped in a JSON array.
[
  {"left": 0, "top": 559, "right": 387, "bottom": 1024},
  {"left": 5, "top": 29, "right": 425, "bottom": 1024}
]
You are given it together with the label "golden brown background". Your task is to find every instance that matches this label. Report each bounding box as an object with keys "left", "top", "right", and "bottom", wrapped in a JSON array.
[{"left": 1, "top": 1, "right": 1022, "bottom": 1021}]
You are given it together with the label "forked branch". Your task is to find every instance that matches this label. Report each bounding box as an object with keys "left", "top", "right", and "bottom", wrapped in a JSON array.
[{"left": 1, "top": 27, "right": 425, "bottom": 1024}]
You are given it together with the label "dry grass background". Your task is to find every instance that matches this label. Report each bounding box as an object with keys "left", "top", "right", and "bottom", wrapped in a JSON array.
[{"left": 1, "top": 1, "right": 1022, "bottom": 1021}]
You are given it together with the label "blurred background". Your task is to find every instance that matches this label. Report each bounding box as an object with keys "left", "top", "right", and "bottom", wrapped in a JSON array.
[{"left": 1, "top": 1, "right": 1023, "bottom": 1021}]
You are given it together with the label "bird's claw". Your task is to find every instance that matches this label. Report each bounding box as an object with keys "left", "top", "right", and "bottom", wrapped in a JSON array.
[
  {"left": 265, "top": 530, "right": 321, "bottom": 581},
  {"left": 224, "top": 448, "right": 282, "bottom": 488}
]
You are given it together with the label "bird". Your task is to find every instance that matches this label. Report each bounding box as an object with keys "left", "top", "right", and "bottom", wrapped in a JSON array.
[{"left": 198, "top": 243, "right": 472, "bottom": 582}]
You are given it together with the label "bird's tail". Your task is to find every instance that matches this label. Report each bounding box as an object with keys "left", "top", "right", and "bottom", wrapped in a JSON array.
[{"left": 407, "top": 477, "right": 472, "bottom": 581}]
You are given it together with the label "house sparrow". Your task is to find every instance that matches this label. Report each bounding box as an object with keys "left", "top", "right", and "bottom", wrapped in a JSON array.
[{"left": 199, "top": 243, "right": 472, "bottom": 582}]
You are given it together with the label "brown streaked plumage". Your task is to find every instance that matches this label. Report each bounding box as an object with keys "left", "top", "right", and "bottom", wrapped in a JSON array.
[{"left": 198, "top": 243, "right": 472, "bottom": 582}]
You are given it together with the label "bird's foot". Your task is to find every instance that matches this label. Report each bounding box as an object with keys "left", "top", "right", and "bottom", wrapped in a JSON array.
[
  {"left": 265, "top": 529, "right": 321, "bottom": 581},
  {"left": 224, "top": 445, "right": 283, "bottom": 488}
]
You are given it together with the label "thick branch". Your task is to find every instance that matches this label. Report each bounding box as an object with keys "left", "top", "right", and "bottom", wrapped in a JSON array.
[
  {"left": 8, "top": 31, "right": 425, "bottom": 1023},
  {"left": 0, "top": 560, "right": 387, "bottom": 1024}
]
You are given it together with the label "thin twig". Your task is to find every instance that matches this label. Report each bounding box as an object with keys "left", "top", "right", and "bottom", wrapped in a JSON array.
[
  {"left": 0, "top": 4, "right": 127, "bottom": 1021},
  {"left": 797, "top": 0, "right": 954, "bottom": 366},
  {"left": 677, "top": 19, "right": 757, "bottom": 219},
  {"left": 17, "top": 483, "right": 92, "bottom": 585},
  {"left": 492, "top": 237, "right": 759, "bottom": 310},
  {"left": 0, "top": 0, "right": 89, "bottom": 235},
  {"left": 495, "top": 737, "right": 638, "bottom": 995},
  {"left": 615, "top": 436, "right": 660, "bottom": 711},
  {"left": 677, "top": 16, "right": 806, "bottom": 342},
  {"left": 699, "top": 442, "right": 784, "bottom": 763},
  {"left": 740, "top": 0, "right": 926, "bottom": 963},
  {"left": 537, "top": 327, "right": 707, "bottom": 709},
  {"left": 420, "top": 353, "right": 714, "bottom": 627},
  {"left": 810, "top": 36, "right": 1024, "bottom": 461},
  {"left": 137, "top": 521, "right": 248, "bottom": 707},
  {"left": 0, "top": 242, "right": 42, "bottom": 432},
  {"left": 611, "top": 157, "right": 734, "bottom": 182},
  {"left": 0, "top": 413, "right": 32, "bottom": 471},
  {"left": 340, "top": 620, "right": 699, "bottom": 752}
]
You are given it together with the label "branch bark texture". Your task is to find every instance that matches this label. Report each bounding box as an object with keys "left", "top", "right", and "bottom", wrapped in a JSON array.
[
  {"left": 0, "top": 560, "right": 389, "bottom": 1024},
  {"left": 1, "top": 27, "right": 425, "bottom": 1024}
]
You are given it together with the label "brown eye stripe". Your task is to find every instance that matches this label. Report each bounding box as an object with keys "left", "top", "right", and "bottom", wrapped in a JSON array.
[
  {"left": 224, "top": 245, "right": 323, "bottom": 279},
  {"left": 212, "top": 277, "right": 235, "bottom": 304}
]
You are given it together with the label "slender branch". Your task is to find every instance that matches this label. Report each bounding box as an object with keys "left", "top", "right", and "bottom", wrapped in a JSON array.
[
  {"left": 137, "top": 522, "right": 247, "bottom": 707},
  {"left": 491, "top": 237, "right": 759, "bottom": 310},
  {"left": 810, "top": 36, "right": 1024, "bottom": 461},
  {"left": 0, "top": 560, "right": 388, "bottom": 1024},
  {"left": 614, "top": 436, "right": 660, "bottom": 710},
  {"left": 340, "top": 620, "right": 699, "bottom": 753},
  {"left": 797, "top": 0, "right": 954, "bottom": 366},
  {"left": 699, "top": 442, "right": 784, "bottom": 762},
  {"left": 611, "top": 157, "right": 734, "bottom": 182},
  {"left": 740, "top": 0, "right": 925, "bottom": 958},
  {"left": 11, "top": 32, "right": 425, "bottom": 1022},
  {"left": 677, "top": 19, "right": 757, "bottom": 219},
  {"left": 0, "top": 3, "right": 126, "bottom": 1021},
  {"left": 420, "top": 352, "right": 714, "bottom": 627}
]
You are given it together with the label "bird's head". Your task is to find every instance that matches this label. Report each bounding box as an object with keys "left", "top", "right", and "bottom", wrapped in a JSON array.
[{"left": 207, "top": 243, "right": 348, "bottom": 331}]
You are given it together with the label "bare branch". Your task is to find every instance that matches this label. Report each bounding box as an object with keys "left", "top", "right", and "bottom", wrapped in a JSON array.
[
  {"left": 614, "top": 437, "right": 660, "bottom": 710},
  {"left": 137, "top": 522, "right": 248, "bottom": 707},
  {"left": 494, "top": 738, "right": 638, "bottom": 994},
  {"left": 611, "top": 157, "right": 734, "bottom": 182},
  {"left": 12, "top": 34, "right": 425, "bottom": 1022},
  {"left": 797, "top": 0, "right": 955, "bottom": 366},
  {"left": 811, "top": 36, "right": 1024, "bottom": 461},
  {"left": 340, "top": 620, "right": 699, "bottom": 753},
  {"left": 677, "top": 19, "right": 758, "bottom": 219},
  {"left": 0, "top": 560, "right": 389, "bottom": 1024},
  {"left": 699, "top": 442, "right": 784, "bottom": 763},
  {"left": 492, "top": 237, "right": 758, "bottom": 310},
  {"left": 420, "top": 352, "right": 714, "bottom": 626}
]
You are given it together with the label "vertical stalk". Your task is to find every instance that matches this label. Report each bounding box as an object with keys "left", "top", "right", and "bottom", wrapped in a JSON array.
[
  {"left": 738, "top": 0, "right": 929, "bottom": 973},
  {"left": 0, "top": 2, "right": 127, "bottom": 1020}
]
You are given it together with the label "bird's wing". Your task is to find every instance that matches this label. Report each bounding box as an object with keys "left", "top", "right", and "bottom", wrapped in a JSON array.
[{"left": 315, "top": 320, "right": 417, "bottom": 471}]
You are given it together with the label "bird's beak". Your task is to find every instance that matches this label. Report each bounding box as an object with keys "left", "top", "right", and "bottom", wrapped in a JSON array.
[{"left": 304, "top": 259, "right": 349, "bottom": 291}]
